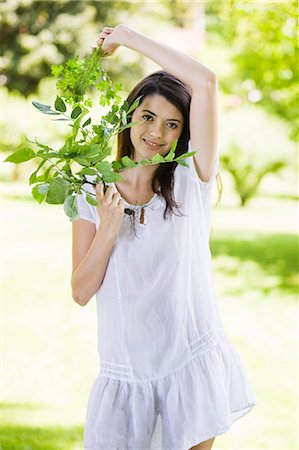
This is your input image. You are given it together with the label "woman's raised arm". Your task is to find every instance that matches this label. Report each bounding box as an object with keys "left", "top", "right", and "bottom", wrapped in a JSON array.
[{"left": 98, "top": 24, "right": 219, "bottom": 183}]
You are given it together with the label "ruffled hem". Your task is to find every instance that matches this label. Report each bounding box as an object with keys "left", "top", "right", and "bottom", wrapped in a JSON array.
[{"left": 84, "top": 336, "right": 257, "bottom": 449}]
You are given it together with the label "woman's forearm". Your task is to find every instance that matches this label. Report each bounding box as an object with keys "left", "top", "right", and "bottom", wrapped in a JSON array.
[
  {"left": 71, "top": 224, "right": 117, "bottom": 306},
  {"left": 121, "top": 26, "right": 216, "bottom": 89}
]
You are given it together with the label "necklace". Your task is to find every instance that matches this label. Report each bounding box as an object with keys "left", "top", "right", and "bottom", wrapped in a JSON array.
[{"left": 111, "top": 182, "right": 161, "bottom": 237}]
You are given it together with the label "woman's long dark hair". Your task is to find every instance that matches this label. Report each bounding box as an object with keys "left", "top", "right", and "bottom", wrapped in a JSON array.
[
  {"left": 117, "top": 70, "right": 191, "bottom": 220},
  {"left": 117, "top": 70, "right": 222, "bottom": 221}
]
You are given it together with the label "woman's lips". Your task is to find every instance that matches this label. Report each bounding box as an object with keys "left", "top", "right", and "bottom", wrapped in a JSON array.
[{"left": 143, "top": 139, "right": 164, "bottom": 150}]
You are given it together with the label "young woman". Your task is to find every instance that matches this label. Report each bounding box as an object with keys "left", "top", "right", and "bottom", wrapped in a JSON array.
[{"left": 71, "top": 24, "right": 256, "bottom": 450}]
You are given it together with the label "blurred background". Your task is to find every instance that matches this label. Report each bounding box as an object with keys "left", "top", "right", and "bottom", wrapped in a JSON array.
[{"left": 1, "top": 1, "right": 298, "bottom": 449}]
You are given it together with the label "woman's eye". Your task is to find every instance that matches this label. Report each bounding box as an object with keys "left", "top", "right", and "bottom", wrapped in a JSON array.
[
  {"left": 142, "top": 114, "right": 152, "bottom": 121},
  {"left": 141, "top": 115, "right": 178, "bottom": 129}
]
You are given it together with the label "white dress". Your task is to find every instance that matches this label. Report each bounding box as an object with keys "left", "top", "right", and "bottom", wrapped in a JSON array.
[{"left": 75, "top": 143, "right": 257, "bottom": 449}]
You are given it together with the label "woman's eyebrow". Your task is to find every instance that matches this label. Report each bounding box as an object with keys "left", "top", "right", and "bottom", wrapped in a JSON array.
[{"left": 141, "top": 109, "right": 182, "bottom": 123}]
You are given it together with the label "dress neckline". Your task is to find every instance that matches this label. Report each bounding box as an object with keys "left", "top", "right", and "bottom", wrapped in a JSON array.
[{"left": 111, "top": 182, "right": 160, "bottom": 209}]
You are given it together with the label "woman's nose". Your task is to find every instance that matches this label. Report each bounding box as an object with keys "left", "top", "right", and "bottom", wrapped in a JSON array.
[{"left": 148, "top": 123, "right": 163, "bottom": 138}]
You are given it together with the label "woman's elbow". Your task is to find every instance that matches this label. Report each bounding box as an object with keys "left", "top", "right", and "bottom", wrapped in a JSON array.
[
  {"left": 71, "top": 273, "right": 88, "bottom": 306},
  {"left": 72, "top": 290, "right": 89, "bottom": 306},
  {"left": 71, "top": 280, "right": 90, "bottom": 306}
]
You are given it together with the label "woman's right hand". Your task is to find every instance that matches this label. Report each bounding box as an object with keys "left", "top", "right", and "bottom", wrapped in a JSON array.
[
  {"left": 94, "top": 182, "right": 125, "bottom": 235},
  {"left": 95, "top": 24, "right": 129, "bottom": 56}
]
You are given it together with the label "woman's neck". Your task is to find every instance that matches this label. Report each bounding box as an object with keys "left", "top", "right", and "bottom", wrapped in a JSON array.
[{"left": 119, "top": 164, "right": 159, "bottom": 190}]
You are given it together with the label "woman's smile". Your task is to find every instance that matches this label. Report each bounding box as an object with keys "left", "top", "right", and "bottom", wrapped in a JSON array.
[
  {"left": 143, "top": 138, "right": 164, "bottom": 150},
  {"left": 130, "top": 94, "right": 183, "bottom": 162}
]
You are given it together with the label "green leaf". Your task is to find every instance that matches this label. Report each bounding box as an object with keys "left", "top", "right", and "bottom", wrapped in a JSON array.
[
  {"left": 102, "top": 172, "right": 123, "bottom": 183},
  {"left": 4, "top": 147, "right": 36, "bottom": 163},
  {"left": 111, "top": 160, "right": 122, "bottom": 171},
  {"left": 120, "top": 100, "right": 129, "bottom": 112},
  {"left": 83, "top": 143, "right": 100, "bottom": 158},
  {"left": 82, "top": 117, "right": 91, "bottom": 127},
  {"left": 34, "top": 140, "right": 55, "bottom": 151},
  {"left": 51, "top": 64, "right": 64, "bottom": 78},
  {"left": 127, "top": 95, "right": 143, "bottom": 114},
  {"left": 34, "top": 166, "right": 53, "bottom": 183},
  {"left": 37, "top": 151, "right": 60, "bottom": 159},
  {"left": 46, "top": 177, "right": 71, "bottom": 204},
  {"left": 77, "top": 167, "right": 98, "bottom": 176},
  {"left": 91, "top": 146, "right": 112, "bottom": 162},
  {"left": 117, "top": 120, "right": 143, "bottom": 132},
  {"left": 122, "top": 110, "right": 127, "bottom": 125},
  {"left": 96, "top": 161, "right": 112, "bottom": 174},
  {"left": 54, "top": 96, "right": 66, "bottom": 112},
  {"left": 175, "top": 151, "right": 197, "bottom": 160},
  {"left": 176, "top": 160, "right": 189, "bottom": 167},
  {"left": 140, "top": 158, "right": 152, "bottom": 165},
  {"left": 164, "top": 151, "right": 175, "bottom": 162},
  {"left": 32, "top": 186, "right": 45, "bottom": 203},
  {"left": 121, "top": 156, "right": 136, "bottom": 168},
  {"left": 37, "top": 183, "right": 50, "bottom": 195},
  {"left": 64, "top": 195, "right": 80, "bottom": 220},
  {"left": 71, "top": 106, "right": 82, "bottom": 119},
  {"left": 29, "top": 172, "right": 37, "bottom": 185},
  {"left": 151, "top": 153, "right": 165, "bottom": 164},
  {"left": 86, "top": 193, "right": 99, "bottom": 206},
  {"left": 41, "top": 111, "right": 61, "bottom": 116},
  {"left": 92, "top": 125, "right": 103, "bottom": 136},
  {"left": 32, "top": 101, "right": 52, "bottom": 112},
  {"left": 32, "top": 183, "right": 49, "bottom": 203},
  {"left": 112, "top": 104, "right": 120, "bottom": 113},
  {"left": 71, "top": 113, "right": 86, "bottom": 140},
  {"left": 170, "top": 138, "right": 178, "bottom": 153},
  {"left": 58, "top": 137, "right": 74, "bottom": 157},
  {"left": 74, "top": 157, "right": 90, "bottom": 166},
  {"left": 29, "top": 159, "right": 47, "bottom": 185},
  {"left": 60, "top": 164, "right": 72, "bottom": 176}
]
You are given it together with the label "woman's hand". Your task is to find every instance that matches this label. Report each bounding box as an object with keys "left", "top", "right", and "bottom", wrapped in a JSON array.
[
  {"left": 94, "top": 182, "right": 125, "bottom": 236},
  {"left": 96, "top": 24, "right": 129, "bottom": 56}
]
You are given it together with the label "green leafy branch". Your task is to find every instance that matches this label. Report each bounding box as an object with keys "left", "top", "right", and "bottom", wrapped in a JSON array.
[{"left": 4, "top": 46, "right": 196, "bottom": 221}]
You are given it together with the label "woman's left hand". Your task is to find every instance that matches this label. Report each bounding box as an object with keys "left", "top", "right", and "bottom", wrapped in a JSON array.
[{"left": 96, "top": 24, "right": 128, "bottom": 56}]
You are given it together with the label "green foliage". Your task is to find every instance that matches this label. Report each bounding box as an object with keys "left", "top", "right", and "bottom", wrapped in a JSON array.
[
  {"left": 0, "top": 0, "right": 145, "bottom": 96},
  {"left": 206, "top": 1, "right": 298, "bottom": 141},
  {"left": 0, "top": 424, "right": 83, "bottom": 450},
  {"left": 4, "top": 147, "right": 36, "bottom": 163},
  {"left": 221, "top": 142, "right": 287, "bottom": 207},
  {"left": 4, "top": 48, "right": 196, "bottom": 221}
]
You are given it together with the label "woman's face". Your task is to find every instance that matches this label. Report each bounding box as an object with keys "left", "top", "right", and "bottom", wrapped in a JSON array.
[{"left": 130, "top": 94, "right": 184, "bottom": 163}]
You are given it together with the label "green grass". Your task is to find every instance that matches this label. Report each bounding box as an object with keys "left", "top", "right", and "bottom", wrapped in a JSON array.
[
  {"left": 2, "top": 181, "right": 298, "bottom": 449},
  {"left": 0, "top": 423, "right": 83, "bottom": 450}
]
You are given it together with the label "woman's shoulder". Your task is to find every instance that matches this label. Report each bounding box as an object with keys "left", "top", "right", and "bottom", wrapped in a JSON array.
[{"left": 175, "top": 154, "right": 219, "bottom": 194}]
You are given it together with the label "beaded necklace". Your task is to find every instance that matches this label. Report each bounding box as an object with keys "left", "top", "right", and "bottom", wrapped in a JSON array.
[{"left": 111, "top": 182, "right": 162, "bottom": 238}]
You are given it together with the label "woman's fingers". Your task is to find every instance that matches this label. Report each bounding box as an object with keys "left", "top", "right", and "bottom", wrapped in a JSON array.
[
  {"left": 95, "top": 182, "right": 104, "bottom": 201},
  {"left": 103, "top": 185, "right": 116, "bottom": 203},
  {"left": 99, "top": 31, "right": 110, "bottom": 38},
  {"left": 96, "top": 37, "right": 104, "bottom": 46},
  {"left": 110, "top": 192, "right": 123, "bottom": 207},
  {"left": 96, "top": 27, "right": 114, "bottom": 48},
  {"left": 95, "top": 184, "right": 121, "bottom": 204}
]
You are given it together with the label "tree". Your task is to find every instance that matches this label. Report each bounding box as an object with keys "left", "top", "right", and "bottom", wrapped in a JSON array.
[
  {"left": 205, "top": 1, "right": 298, "bottom": 142},
  {"left": 0, "top": 0, "right": 144, "bottom": 95},
  {"left": 221, "top": 142, "right": 287, "bottom": 207}
]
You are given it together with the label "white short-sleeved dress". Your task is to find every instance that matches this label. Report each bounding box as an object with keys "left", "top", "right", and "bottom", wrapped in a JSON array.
[{"left": 75, "top": 143, "right": 257, "bottom": 449}]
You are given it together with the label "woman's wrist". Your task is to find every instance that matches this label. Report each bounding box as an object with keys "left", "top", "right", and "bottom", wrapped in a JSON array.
[{"left": 116, "top": 24, "right": 136, "bottom": 48}]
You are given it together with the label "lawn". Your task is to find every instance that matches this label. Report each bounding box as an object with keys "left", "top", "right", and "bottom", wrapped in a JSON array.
[{"left": 1, "top": 180, "right": 297, "bottom": 449}]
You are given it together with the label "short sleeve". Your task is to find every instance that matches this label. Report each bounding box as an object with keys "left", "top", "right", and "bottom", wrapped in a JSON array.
[
  {"left": 177, "top": 140, "right": 219, "bottom": 236},
  {"left": 185, "top": 140, "right": 219, "bottom": 192},
  {"left": 74, "top": 175, "right": 97, "bottom": 225}
]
